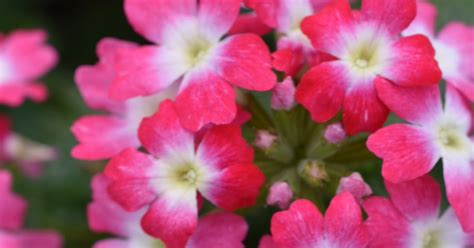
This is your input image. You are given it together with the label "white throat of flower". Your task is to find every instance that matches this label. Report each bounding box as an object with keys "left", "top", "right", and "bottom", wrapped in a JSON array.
[
  {"left": 0, "top": 56, "right": 12, "bottom": 84},
  {"left": 434, "top": 119, "right": 472, "bottom": 157}
]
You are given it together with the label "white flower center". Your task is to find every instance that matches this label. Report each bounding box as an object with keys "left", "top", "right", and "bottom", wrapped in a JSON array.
[
  {"left": 170, "top": 162, "right": 206, "bottom": 189},
  {"left": 185, "top": 38, "right": 212, "bottom": 68},
  {"left": 421, "top": 230, "right": 440, "bottom": 248},
  {"left": 434, "top": 123, "right": 471, "bottom": 155}
]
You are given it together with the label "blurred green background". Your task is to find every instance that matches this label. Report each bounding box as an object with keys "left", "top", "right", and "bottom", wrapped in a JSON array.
[{"left": 0, "top": 0, "right": 472, "bottom": 247}]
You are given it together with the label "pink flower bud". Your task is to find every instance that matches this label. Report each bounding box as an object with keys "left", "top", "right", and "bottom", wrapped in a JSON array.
[
  {"left": 254, "top": 130, "right": 277, "bottom": 150},
  {"left": 324, "top": 122, "right": 347, "bottom": 144},
  {"left": 337, "top": 172, "right": 372, "bottom": 204},
  {"left": 266, "top": 182, "right": 293, "bottom": 209},
  {"left": 271, "top": 77, "right": 295, "bottom": 110}
]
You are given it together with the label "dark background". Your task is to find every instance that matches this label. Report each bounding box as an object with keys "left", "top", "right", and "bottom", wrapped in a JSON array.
[{"left": 0, "top": 0, "right": 472, "bottom": 247}]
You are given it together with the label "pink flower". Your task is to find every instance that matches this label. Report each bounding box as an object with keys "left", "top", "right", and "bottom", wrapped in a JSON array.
[
  {"left": 367, "top": 84, "right": 474, "bottom": 232},
  {"left": 72, "top": 38, "right": 177, "bottom": 160},
  {"left": 336, "top": 172, "right": 372, "bottom": 204},
  {"left": 0, "top": 116, "right": 56, "bottom": 178},
  {"left": 254, "top": 130, "right": 278, "bottom": 150},
  {"left": 266, "top": 182, "right": 293, "bottom": 209},
  {"left": 0, "top": 29, "right": 58, "bottom": 107},
  {"left": 245, "top": 0, "right": 333, "bottom": 76},
  {"left": 110, "top": 0, "right": 276, "bottom": 131},
  {"left": 104, "top": 100, "right": 264, "bottom": 248},
  {"left": 403, "top": 1, "right": 474, "bottom": 101},
  {"left": 269, "top": 192, "right": 369, "bottom": 248},
  {"left": 0, "top": 170, "right": 62, "bottom": 248},
  {"left": 363, "top": 175, "right": 474, "bottom": 247},
  {"left": 295, "top": 0, "right": 441, "bottom": 135},
  {"left": 271, "top": 77, "right": 296, "bottom": 111},
  {"left": 88, "top": 174, "right": 248, "bottom": 248},
  {"left": 323, "top": 122, "right": 347, "bottom": 144}
]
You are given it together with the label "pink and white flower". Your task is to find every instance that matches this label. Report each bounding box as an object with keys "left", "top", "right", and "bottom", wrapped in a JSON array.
[
  {"left": 72, "top": 38, "right": 177, "bottom": 160},
  {"left": 245, "top": 0, "right": 333, "bottom": 76},
  {"left": 104, "top": 100, "right": 264, "bottom": 248},
  {"left": 363, "top": 175, "right": 474, "bottom": 247},
  {"left": 0, "top": 116, "right": 57, "bottom": 178},
  {"left": 403, "top": 1, "right": 474, "bottom": 101},
  {"left": 367, "top": 84, "right": 474, "bottom": 232},
  {"left": 111, "top": 0, "right": 276, "bottom": 131},
  {"left": 0, "top": 170, "right": 62, "bottom": 248},
  {"left": 89, "top": 173, "right": 248, "bottom": 248},
  {"left": 295, "top": 0, "right": 442, "bottom": 135},
  {"left": 0, "top": 29, "right": 58, "bottom": 107},
  {"left": 269, "top": 192, "right": 369, "bottom": 248}
]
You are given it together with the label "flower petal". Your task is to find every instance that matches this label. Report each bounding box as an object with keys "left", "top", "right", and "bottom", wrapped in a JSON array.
[
  {"left": 444, "top": 85, "right": 472, "bottom": 133},
  {"left": 0, "top": 83, "right": 47, "bottom": 107},
  {"left": 361, "top": 0, "right": 416, "bottom": 36},
  {"left": 228, "top": 12, "right": 272, "bottom": 36},
  {"left": 403, "top": 1, "right": 437, "bottom": 37},
  {"left": 367, "top": 124, "right": 440, "bottom": 183},
  {"left": 0, "top": 170, "right": 27, "bottom": 230},
  {"left": 198, "top": 0, "right": 241, "bottom": 41}
]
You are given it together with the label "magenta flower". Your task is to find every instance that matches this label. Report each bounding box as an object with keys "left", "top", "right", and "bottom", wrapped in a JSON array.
[
  {"left": 367, "top": 84, "right": 474, "bottom": 232},
  {"left": 0, "top": 170, "right": 62, "bottom": 248},
  {"left": 403, "top": 1, "right": 474, "bottom": 101},
  {"left": 88, "top": 173, "right": 248, "bottom": 248},
  {"left": 72, "top": 38, "right": 177, "bottom": 160},
  {"left": 110, "top": 0, "right": 276, "bottom": 131},
  {"left": 268, "top": 192, "right": 369, "bottom": 248},
  {"left": 295, "top": 0, "right": 441, "bottom": 135},
  {"left": 363, "top": 175, "right": 473, "bottom": 247},
  {"left": 104, "top": 100, "right": 264, "bottom": 247},
  {"left": 0, "top": 30, "right": 57, "bottom": 106}
]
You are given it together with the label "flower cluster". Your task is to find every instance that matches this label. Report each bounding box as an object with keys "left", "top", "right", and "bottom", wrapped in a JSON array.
[{"left": 71, "top": 0, "right": 473, "bottom": 247}]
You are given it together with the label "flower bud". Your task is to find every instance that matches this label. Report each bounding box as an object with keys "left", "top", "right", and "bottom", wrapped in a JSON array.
[
  {"left": 336, "top": 172, "right": 372, "bottom": 204},
  {"left": 271, "top": 77, "right": 295, "bottom": 110},
  {"left": 297, "top": 159, "right": 328, "bottom": 187},
  {"left": 324, "top": 122, "right": 347, "bottom": 144},
  {"left": 254, "top": 130, "right": 277, "bottom": 150},
  {"left": 266, "top": 182, "right": 293, "bottom": 209}
]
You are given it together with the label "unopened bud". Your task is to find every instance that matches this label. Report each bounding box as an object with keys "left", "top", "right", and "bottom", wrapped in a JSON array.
[
  {"left": 266, "top": 182, "right": 293, "bottom": 209},
  {"left": 337, "top": 172, "right": 372, "bottom": 204},
  {"left": 324, "top": 123, "right": 347, "bottom": 144},
  {"left": 271, "top": 77, "right": 295, "bottom": 111},
  {"left": 254, "top": 130, "right": 277, "bottom": 150},
  {"left": 297, "top": 159, "right": 328, "bottom": 187}
]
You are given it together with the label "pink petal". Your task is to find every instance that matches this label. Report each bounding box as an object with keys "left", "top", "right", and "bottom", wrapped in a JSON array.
[
  {"left": 124, "top": 0, "right": 197, "bottom": 44},
  {"left": 336, "top": 172, "right": 372, "bottom": 203},
  {"left": 403, "top": 1, "right": 438, "bottom": 37},
  {"left": 295, "top": 62, "right": 348, "bottom": 123},
  {"left": 175, "top": 70, "right": 237, "bottom": 131},
  {"left": 0, "top": 83, "right": 48, "bottom": 107},
  {"left": 139, "top": 100, "right": 194, "bottom": 158},
  {"left": 362, "top": 197, "right": 411, "bottom": 248},
  {"left": 213, "top": 34, "right": 276, "bottom": 91},
  {"left": 272, "top": 46, "right": 306, "bottom": 77},
  {"left": 141, "top": 196, "right": 198, "bottom": 248},
  {"left": 360, "top": 0, "right": 416, "bottom": 36},
  {"left": 71, "top": 115, "right": 138, "bottom": 160},
  {"left": 342, "top": 78, "right": 389, "bottom": 135},
  {"left": 324, "top": 192, "right": 369, "bottom": 247},
  {"left": 375, "top": 77, "right": 442, "bottom": 126},
  {"left": 244, "top": 0, "right": 279, "bottom": 28},
  {"left": 443, "top": 157, "right": 474, "bottom": 232},
  {"left": 0, "top": 170, "right": 27, "bottom": 230},
  {"left": 8, "top": 231, "right": 62, "bottom": 248},
  {"left": 258, "top": 235, "right": 277, "bottom": 248},
  {"left": 444, "top": 85, "right": 472, "bottom": 133},
  {"left": 198, "top": 0, "right": 241, "bottom": 41},
  {"left": 93, "top": 239, "right": 128, "bottom": 248},
  {"left": 88, "top": 174, "right": 142, "bottom": 237},
  {"left": 271, "top": 77, "right": 296, "bottom": 110},
  {"left": 202, "top": 164, "right": 264, "bottom": 211},
  {"left": 446, "top": 78, "right": 474, "bottom": 102},
  {"left": 301, "top": 0, "right": 354, "bottom": 57},
  {"left": 2, "top": 29, "right": 58, "bottom": 80},
  {"left": 367, "top": 124, "right": 440, "bottom": 183},
  {"left": 381, "top": 35, "right": 441, "bottom": 87},
  {"left": 197, "top": 125, "right": 254, "bottom": 171},
  {"left": 228, "top": 12, "right": 272, "bottom": 36},
  {"left": 385, "top": 175, "right": 441, "bottom": 222},
  {"left": 104, "top": 148, "right": 157, "bottom": 211},
  {"left": 266, "top": 182, "right": 293, "bottom": 209},
  {"left": 271, "top": 199, "right": 323, "bottom": 248},
  {"left": 187, "top": 212, "right": 248, "bottom": 248},
  {"left": 110, "top": 46, "right": 187, "bottom": 100}
]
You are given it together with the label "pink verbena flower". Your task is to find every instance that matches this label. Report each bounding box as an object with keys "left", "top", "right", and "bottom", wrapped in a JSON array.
[
  {"left": 245, "top": 0, "right": 333, "bottom": 76},
  {"left": 363, "top": 175, "right": 474, "bottom": 247},
  {"left": 104, "top": 100, "right": 264, "bottom": 248},
  {"left": 295, "top": 0, "right": 442, "bottom": 135},
  {"left": 72, "top": 38, "right": 177, "bottom": 160},
  {"left": 403, "top": 1, "right": 474, "bottom": 101},
  {"left": 0, "top": 29, "right": 58, "bottom": 106},
  {"left": 0, "top": 170, "right": 62, "bottom": 248},
  {"left": 0, "top": 116, "right": 57, "bottom": 178},
  {"left": 367, "top": 84, "right": 474, "bottom": 232},
  {"left": 110, "top": 0, "right": 276, "bottom": 131},
  {"left": 88, "top": 174, "right": 248, "bottom": 248},
  {"left": 268, "top": 192, "right": 369, "bottom": 248}
]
